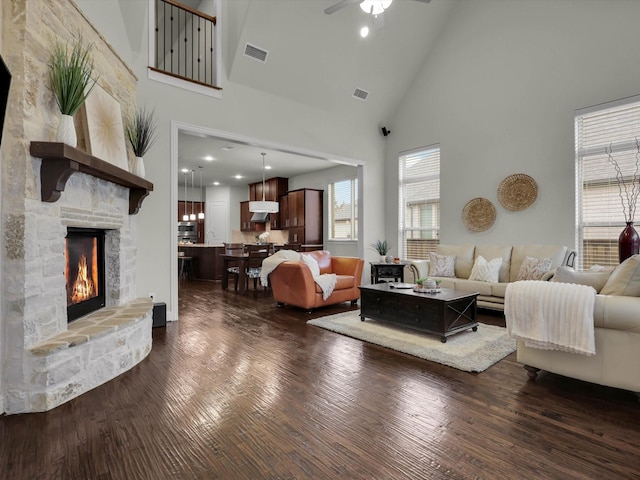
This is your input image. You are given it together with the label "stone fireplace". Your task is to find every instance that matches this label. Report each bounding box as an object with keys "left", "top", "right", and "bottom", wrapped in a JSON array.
[{"left": 1, "top": 0, "right": 153, "bottom": 414}]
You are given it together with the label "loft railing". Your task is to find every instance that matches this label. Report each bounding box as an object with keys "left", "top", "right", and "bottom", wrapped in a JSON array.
[{"left": 152, "top": 0, "right": 221, "bottom": 90}]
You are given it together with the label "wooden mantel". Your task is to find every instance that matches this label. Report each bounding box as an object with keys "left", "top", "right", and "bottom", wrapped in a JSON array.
[{"left": 30, "top": 142, "right": 154, "bottom": 215}]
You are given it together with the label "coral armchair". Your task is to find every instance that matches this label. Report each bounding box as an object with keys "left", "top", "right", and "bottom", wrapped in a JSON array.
[{"left": 268, "top": 250, "right": 364, "bottom": 312}]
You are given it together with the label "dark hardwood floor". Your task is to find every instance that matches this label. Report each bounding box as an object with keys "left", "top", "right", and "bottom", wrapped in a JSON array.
[{"left": 1, "top": 280, "right": 639, "bottom": 479}]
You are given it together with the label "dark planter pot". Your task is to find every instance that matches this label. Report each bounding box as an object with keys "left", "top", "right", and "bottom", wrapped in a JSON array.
[{"left": 618, "top": 221, "right": 640, "bottom": 263}]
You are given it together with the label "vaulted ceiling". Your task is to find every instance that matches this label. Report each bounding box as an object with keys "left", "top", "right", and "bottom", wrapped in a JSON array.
[{"left": 177, "top": 0, "right": 458, "bottom": 187}]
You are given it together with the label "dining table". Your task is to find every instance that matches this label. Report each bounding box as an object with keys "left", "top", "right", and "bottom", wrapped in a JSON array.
[{"left": 220, "top": 253, "right": 250, "bottom": 294}]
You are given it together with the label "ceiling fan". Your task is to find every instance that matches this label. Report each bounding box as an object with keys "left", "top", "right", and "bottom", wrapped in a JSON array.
[{"left": 324, "top": 0, "right": 431, "bottom": 17}]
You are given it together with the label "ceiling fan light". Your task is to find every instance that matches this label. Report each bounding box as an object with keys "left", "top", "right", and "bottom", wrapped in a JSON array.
[
  {"left": 248, "top": 200, "right": 279, "bottom": 213},
  {"left": 360, "top": 0, "right": 392, "bottom": 15}
]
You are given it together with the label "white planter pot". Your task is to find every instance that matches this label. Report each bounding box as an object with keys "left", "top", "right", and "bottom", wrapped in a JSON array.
[
  {"left": 379, "top": 255, "right": 386, "bottom": 263},
  {"left": 134, "top": 156, "right": 145, "bottom": 178},
  {"left": 56, "top": 114, "right": 77, "bottom": 147}
]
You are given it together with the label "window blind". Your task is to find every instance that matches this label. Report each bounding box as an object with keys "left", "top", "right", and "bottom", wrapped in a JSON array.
[
  {"left": 329, "top": 178, "right": 358, "bottom": 240},
  {"left": 576, "top": 97, "right": 640, "bottom": 268},
  {"left": 398, "top": 146, "right": 440, "bottom": 259}
]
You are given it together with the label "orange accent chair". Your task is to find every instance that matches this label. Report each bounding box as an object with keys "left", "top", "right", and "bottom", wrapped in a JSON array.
[{"left": 268, "top": 250, "right": 365, "bottom": 312}]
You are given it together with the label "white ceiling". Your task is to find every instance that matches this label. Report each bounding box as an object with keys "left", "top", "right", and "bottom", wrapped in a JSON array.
[{"left": 178, "top": 0, "right": 457, "bottom": 188}]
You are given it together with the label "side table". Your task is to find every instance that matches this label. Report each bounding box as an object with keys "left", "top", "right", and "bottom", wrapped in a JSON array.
[{"left": 370, "top": 262, "right": 406, "bottom": 283}]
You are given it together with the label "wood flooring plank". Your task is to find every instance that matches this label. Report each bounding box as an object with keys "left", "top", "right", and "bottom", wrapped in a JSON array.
[{"left": 1, "top": 280, "right": 639, "bottom": 479}]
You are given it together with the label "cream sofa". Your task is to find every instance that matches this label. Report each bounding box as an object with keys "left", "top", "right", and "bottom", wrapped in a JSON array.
[
  {"left": 406, "top": 244, "right": 574, "bottom": 311},
  {"left": 516, "top": 258, "right": 640, "bottom": 395}
]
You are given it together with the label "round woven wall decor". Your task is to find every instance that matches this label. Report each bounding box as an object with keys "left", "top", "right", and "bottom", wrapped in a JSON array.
[
  {"left": 497, "top": 173, "right": 538, "bottom": 211},
  {"left": 462, "top": 197, "right": 496, "bottom": 232}
]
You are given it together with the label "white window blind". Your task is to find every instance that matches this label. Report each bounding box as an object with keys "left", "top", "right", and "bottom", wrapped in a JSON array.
[
  {"left": 398, "top": 146, "right": 440, "bottom": 259},
  {"left": 329, "top": 178, "right": 358, "bottom": 240},
  {"left": 576, "top": 96, "right": 640, "bottom": 269}
]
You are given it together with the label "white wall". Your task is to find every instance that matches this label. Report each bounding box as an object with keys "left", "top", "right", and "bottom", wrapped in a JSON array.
[
  {"left": 386, "top": 0, "right": 640, "bottom": 252},
  {"left": 75, "top": 0, "right": 386, "bottom": 319}
]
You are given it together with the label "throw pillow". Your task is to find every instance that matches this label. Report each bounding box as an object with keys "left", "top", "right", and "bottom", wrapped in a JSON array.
[
  {"left": 300, "top": 253, "right": 320, "bottom": 277},
  {"left": 428, "top": 253, "right": 456, "bottom": 277},
  {"left": 551, "top": 266, "right": 613, "bottom": 293},
  {"left": 516, "top": 256, "right": 552, "bottom": 281},
  {"left": 600, "top": 254, "right": 640, "bottom": 296},
  {"left": 468, "top": 256, "right": 503, "bottom": 283}
]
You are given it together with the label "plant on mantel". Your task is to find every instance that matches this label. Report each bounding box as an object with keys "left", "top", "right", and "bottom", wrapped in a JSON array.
[
  {"left": 49, "top": 35, "right": 98, "bottom": 147},
  {"left": 126, "top": 107, "right": 157, "bottom": 178},
  {"left": 605, "top": 140, "right": 640, "bottom": 262}
]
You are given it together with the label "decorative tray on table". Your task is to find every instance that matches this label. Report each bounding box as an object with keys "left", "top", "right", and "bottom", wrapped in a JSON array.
[{"left": 413, "top": 286, "right": 441, "bottom": 294}]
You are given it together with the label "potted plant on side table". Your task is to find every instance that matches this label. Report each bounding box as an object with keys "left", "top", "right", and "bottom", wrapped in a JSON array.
[{"left": 371, "top": 240, "right": 392, "bottom": 263}]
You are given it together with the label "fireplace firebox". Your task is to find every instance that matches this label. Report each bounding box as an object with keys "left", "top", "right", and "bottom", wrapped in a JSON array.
[{"left": 65, "top": 228, "right": 106, "bottom": 322}]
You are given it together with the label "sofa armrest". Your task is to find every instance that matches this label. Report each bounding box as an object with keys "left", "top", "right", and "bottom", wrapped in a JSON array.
[
  {"left": 408, "top": 260, "right": 430, "bottom": 282},
  {"left": 268, "top": 261, "right": 317, "bottom": 305}
]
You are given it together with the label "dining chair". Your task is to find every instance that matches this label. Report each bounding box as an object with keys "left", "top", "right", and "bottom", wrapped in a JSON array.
[
  {"left": 224, "top": 243, "right": 244, "bottom": 291},
  {"left": 245, "top": 248, "right": 270, "bottom": 290}
]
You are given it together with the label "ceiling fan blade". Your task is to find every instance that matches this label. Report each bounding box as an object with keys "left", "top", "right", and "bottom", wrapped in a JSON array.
[
  {"left": 324, "top": 0, "right": 362, "bottom": 15},
  {"left": 412, "top": 0, "right": 432, "bottom": 3}
]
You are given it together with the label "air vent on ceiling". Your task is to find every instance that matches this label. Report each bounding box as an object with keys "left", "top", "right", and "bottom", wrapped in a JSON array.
[
  {"left": 353, "top": 88, "right": 369, "bottom": 101},
  {"left": 244, "top": 43, "right": 268, "bottom": 63}
]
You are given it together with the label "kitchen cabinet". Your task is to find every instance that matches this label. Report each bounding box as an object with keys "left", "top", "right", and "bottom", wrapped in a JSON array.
[
  {"left": 286, "top": 188, "right": 323, "bottom": 245},
  {"left": 240, "top": 201, "right": 266, "bottom": 232},
  {"left": 249, "top": 177, "right": 288, "bottom": 202},
  {"left": 273, "top": 193, "right": 289, "bottom": 230}
]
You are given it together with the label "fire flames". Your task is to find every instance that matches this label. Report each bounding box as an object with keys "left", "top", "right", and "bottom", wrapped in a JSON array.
[
  {"left": 66, "top": 236, "right": 99, "bottom": 306},
  {"left": 71, "top": 254, "right": 96, "bottom": 303}
]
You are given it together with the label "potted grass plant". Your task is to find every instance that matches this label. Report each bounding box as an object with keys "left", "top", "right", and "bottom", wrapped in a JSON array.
[
  {"left": 371, "top": 239, "right": 391, "bottom": 263},
  {"left": 126, "top": 107, "right": 157, "bottom": 178},
  {"left": 49, "top": 36, "right": 98, "bottom": 147}
]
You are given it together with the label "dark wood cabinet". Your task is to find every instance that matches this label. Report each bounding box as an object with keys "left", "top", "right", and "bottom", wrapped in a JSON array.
[
  {"left": 286, "top": 188, "right": 323, "bottom": 245},
  {"left": 272, "top": 193, "right": 289, "bottom": 230},
  {"left": 178, "top": 246, "right": 225, "bottom": 281},
  {"left": 249, "top": 177, "right": 288, "bottom": 202},
  {"left": 240, "top": 201, "right": 266, "bottom": 233}
]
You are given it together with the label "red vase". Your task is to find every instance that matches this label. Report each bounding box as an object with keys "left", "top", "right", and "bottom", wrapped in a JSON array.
[{"left": 618, "top": 222, "right": 640, "bottom": 263}]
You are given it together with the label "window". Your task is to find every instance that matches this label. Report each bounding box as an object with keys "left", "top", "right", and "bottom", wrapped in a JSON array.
[
  {"left": 399, "top": 146, "right": 440, "bottom": 259},
  {"left": 328, "top": 178, "right": 358, "bottom": 240},
  {"left": 575, "top": 96, "right": 640, "bottom": 269}
]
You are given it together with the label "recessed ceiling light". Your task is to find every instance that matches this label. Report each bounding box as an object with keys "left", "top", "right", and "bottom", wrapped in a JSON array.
[
  {"left": 181, "top": 168, "right": 189, "bottom": 173},
  {"left": 213, "top": 181, "right": 220, "bottom": 186},
  {"left": 265, "top": 165, "right": 272, "bottom": 170},
  {"left": 204, "top": 155, "right": 214, "bottom": 161},
  {"left": 360, "top": 26, "right": 369, "bottom": 38},
  {"left": 235, "top": 174, "right": 243, "bottom": 179}
]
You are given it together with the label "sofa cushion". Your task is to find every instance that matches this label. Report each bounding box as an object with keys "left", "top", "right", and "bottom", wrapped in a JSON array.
[
  {"left": 510, "top": 245, "right": 567, "bottom": 282},
  {"left": 454, "top": 278, "right": 492, "bottom": 296},
  {"left": 437, "top": 244, "right": 475, "bottom": 278},
  {"left": 600, "top": 254, "right": 640, "bottom": 296},
  {"left": 469, "top": 256, "right": 502, "bottom": 283},
  {"left": 551, "top": 266, "right": 614, "bottom": 293},
  {"left": 517, "top": 256, "right": 553, "bottom": 280},
  {"left": 475, "top": 245, "right": 512, "bottom": 282},
  {"left": 433, "top": 277, "right": 455, "bottom": 289},
  {"left": 428, "top": 253, "right": 455, "bottom": 277},
  {"left": 491, "top": 282, "right": 509, "bottom": 298},
  {"left": 315, "top": 274, "right": 354, "bottom": 293}
]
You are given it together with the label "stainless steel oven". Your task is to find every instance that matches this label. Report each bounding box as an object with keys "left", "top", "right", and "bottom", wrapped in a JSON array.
[{"left": 178, "top": 221, "right": 198, "bottom": 243}]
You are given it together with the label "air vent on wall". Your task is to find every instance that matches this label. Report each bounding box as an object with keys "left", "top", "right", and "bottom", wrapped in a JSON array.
[
  {"left": 244, "top": 43, "right": 268, "bottom": 63},
  {"left": 353, "top": 88, "right": 369, "bottom": 101}
]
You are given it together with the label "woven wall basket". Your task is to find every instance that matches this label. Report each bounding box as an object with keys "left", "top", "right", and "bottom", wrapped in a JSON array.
[
  {"left": 497, "top": 173, "right": 538, "bottom": 211},
  {"left": 462, "top": 197, "right": 496, "bottom": 232}
]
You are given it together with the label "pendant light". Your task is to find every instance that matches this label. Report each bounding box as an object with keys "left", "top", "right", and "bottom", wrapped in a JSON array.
[
  {"left": 189, "top": 169, "right": 196, "bottom": 221},
  {"left": 182, "top": 172, "right": 189, "bottom": 221},
  {"left": 198, "top": 166, "right": 205, "bottom": 220},
  {"left": 248, "top": 152, "right": 279, "bottom": 213}
]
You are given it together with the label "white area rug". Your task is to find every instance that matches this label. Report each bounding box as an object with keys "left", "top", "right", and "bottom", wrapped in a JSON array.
[{"left": 308, "top": 311, "right": 516, "bottom": 372}]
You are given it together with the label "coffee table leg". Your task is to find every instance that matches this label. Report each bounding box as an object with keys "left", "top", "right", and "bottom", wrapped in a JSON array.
[
  {"left": 441, "top": 336, "right": 447, "bottom": 343},
  {"left": 360, "top": 315, "right": 365, "bottom": 321},
  {"left": 472, "top": 326, "right": 478, "bottom": 332}
]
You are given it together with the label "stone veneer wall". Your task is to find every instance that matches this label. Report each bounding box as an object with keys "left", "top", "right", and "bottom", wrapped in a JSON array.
[{"left": 1, "top": 0, "right": 151, "bottom": 414}]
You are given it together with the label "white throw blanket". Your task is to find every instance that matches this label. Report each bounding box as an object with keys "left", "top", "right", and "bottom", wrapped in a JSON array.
[
  {"left": 505, "top": 280, "right": 596, "bottom": 356},
  {"left": 260, "top": 250, "right": 337, "bottom": 300}
]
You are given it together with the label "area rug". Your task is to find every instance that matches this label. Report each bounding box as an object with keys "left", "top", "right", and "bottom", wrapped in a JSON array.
[{"left": 307, "top": 311, "right": 516, "bottom": 372}]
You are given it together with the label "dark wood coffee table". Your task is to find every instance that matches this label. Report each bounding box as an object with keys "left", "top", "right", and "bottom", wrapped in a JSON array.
[{"left": 358, "top": 283, "right": 479, "bottom": 343}]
